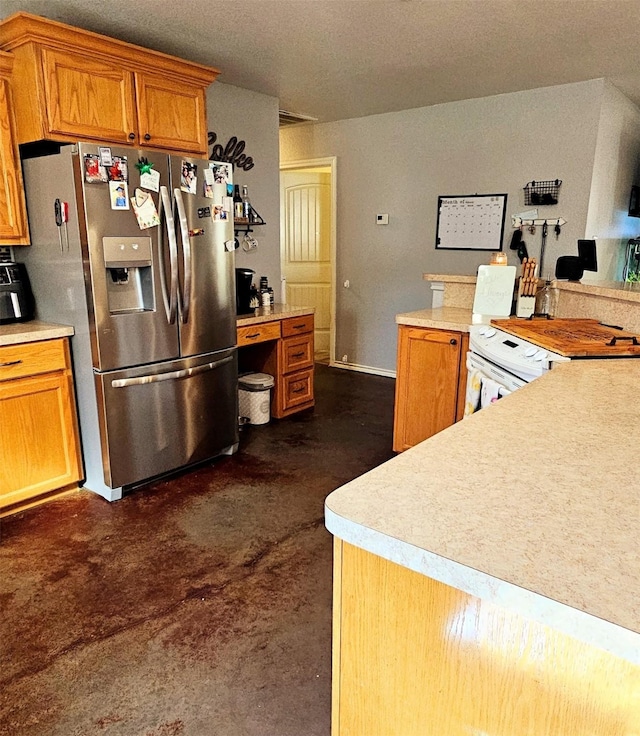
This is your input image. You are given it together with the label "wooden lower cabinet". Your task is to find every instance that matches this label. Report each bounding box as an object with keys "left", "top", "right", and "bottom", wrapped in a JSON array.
[
  {"left": 0, "top": 338, "right": 82, "bottom": 513},
  {"left": 237, "top": 312, "right": 315, "bottom": 419},
  {"left": 332, "top": 540, "right": 640, "bottom": 736},
  {"left": 393, "top": 325, "right": 468, "bottom": 452}
]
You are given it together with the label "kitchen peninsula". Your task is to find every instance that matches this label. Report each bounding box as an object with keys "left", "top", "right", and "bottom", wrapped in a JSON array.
[{"left": 327, "top": 280, "right": 640, "bottom": 734}]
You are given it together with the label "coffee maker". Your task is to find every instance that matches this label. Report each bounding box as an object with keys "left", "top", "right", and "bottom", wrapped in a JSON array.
[{"left": 235, "top": 268, "right": 255, "bottom": 314}]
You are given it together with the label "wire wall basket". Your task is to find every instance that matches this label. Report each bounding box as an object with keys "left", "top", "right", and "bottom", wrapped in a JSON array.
[{"left": 523, "top": 179, "right": 562, "bottom": 206}]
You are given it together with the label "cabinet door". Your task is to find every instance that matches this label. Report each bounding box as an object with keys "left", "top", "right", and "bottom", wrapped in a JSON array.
[
  {"left": 135, "top": 72, "right": 207, "bottom": 154},
  {"left": 393, "top": 326, "right": 463, "bottom": 452},
  {"left": 0, "top": 371, "right": 82, "bottom": 508},
  {"left": 42, "top": 47, "right": 137, "bottom": 144},
  {"left": 0, "top": 76, "right": 28, "bottom": 244}
]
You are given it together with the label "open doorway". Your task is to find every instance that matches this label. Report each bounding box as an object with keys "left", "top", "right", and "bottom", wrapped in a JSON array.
[{"left": 280, "top": 158, "right": 336, "bottom": 364}]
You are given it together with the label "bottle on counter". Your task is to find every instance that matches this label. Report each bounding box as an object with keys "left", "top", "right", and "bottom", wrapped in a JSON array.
[
  {"left": 242, "top": 185, "right": 252, "bottom": 221},
  {"left": 233, "top": 185, "right": 243, "bottom": 219},
  {"left": 535, "top": 279, "right": 558, "bottom": 317}
]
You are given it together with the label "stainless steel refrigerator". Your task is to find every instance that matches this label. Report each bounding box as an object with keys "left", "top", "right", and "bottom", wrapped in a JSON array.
[{"left": 21, "top": 142, "right": 238, "bottom": 501}]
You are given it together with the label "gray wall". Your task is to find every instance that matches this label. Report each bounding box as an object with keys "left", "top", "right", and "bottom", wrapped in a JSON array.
[
  {"left": 585, "top": 81, "right": 640, "bottom": 281},
  {"left": 207, "top": 82, "right": 282, "bottom": 299},
  {"left": 280, "top": 79, "right": 640, "bottom": 373}
]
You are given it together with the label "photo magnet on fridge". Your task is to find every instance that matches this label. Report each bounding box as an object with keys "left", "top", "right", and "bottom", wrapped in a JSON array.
[
  {"left": 84, "top": 154, "right": 108, "bottom": 183},
  {"left": 107, "top": 156, "right": 128, "bottom": 182},
  {"left": 210, "top": 161, "right": 232, "bottom": 185},
  {"left": 180, "top": 161, "right": 198, "bottom": 194},
  {"left": 109, "top": 180, "right": 130, "bottom": 210},
  {"left": 203, "top": 168, "right": 215, "bottom": 198}
]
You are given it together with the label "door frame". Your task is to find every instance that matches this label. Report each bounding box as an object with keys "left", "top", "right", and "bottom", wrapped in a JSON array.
[{"left": 280, "top": 157, "right": 337, "bottom": 365}]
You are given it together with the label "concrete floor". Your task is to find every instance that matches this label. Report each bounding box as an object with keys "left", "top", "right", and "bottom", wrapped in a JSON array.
[{"left": 0, "top": 364, "right": 395, "bottom": 736}]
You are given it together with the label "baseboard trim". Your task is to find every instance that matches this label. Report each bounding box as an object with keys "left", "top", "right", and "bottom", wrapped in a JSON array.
[{"left": 328, "top": 361, "right": 396, "bottom": 379}]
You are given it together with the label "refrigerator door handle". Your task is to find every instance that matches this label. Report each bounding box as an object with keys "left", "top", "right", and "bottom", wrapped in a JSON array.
[
  {"left": 158, "top": 185, "right": 178, "bottom": 324},
  {"left": 174, "top": 188, "right": 192, "bottom": 324},
  {"left": 111, "top": 355, "right": 234, "bottom": 388}
]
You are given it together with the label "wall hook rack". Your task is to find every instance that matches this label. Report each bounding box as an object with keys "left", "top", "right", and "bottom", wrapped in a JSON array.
[
  {"left": 511, "top": 216, "right": 566, "bottom": 229},
  {"left": 234, "top": 205, "right": 266, "bottom": 234}
]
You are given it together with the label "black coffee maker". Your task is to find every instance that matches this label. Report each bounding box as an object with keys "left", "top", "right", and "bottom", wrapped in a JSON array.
[{"left": 235, "top": 268, "right": 255, "bottom": 314}]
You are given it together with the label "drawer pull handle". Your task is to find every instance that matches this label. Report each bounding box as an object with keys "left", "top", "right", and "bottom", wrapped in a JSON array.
[
  {"left": 450, "top": 338, "right": 458, "bottom": 346},
  {"left": 292, "top": 323, "right": 306, "bottom": 330},
  {"left": 292, "top": 385, "right": 306, "bottom": 393},
  {"left": 292, "top": 351, "right": 305, "bottom": 358},
  {"left": 246, "top": 332, "right": 261, "bottom": 339},
  {"left": 0, "top": 359, "right": 22, "bottom": 368}
]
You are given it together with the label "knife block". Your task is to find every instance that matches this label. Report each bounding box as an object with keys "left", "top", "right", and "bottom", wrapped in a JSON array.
[{"left": 516, "top": 292, "right": 535, "bottom": 318}]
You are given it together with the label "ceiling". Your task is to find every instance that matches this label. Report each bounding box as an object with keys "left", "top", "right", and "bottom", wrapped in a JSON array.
[{"left": 3, "top": 0, "right": 640, "bottom": 124}]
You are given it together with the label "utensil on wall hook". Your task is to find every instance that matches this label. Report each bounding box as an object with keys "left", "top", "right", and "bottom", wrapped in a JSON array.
[
  {"left": 555, "top": 221, "right": 562, "bottom": 239},
  {"left": 540, "top": 220, "right": 548, "bottom": 277}
]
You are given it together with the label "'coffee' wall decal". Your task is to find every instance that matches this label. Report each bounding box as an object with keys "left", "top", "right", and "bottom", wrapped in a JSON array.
[{"left": 208, "top": 133, "right": 255, "bottom": 171}]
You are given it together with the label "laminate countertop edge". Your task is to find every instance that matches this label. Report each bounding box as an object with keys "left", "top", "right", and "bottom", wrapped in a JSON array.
[
  {"left": 324, "top": 506, "right": 640, "bottom": 665},
  {"left": 325, "top": 358, "right": 640, "bottom": 665},
  {"left": 0, "top": 321, "right": 74, "bottom": 346}
]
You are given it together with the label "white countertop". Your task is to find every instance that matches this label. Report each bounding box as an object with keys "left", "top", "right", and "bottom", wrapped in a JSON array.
[
  {"left": 325, "top": 358, "right": 640, "bottom": 664},
  {"left": 396, "top": 306, "right": 473, "bottom": 331},
  {"left": 0, "top": 320, "right": 74, "bottom": 346}
]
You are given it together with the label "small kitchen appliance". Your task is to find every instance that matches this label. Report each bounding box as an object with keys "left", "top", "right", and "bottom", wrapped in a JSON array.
[
  {"left": 0, "top": 262, "right": 35, "bottom": 324},
  {"left": 235, "top": 267, "right": 255, "bottom": 314}
]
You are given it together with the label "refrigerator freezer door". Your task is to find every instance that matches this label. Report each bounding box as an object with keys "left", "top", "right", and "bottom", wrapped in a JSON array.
[
  {"left": 77, "top": 142, "right": 179, "bottom": 371},
  {"left": 95, "top": 348, "right": 239, "bottom": 489},
  {"left": 169, "top": 155, "right": 236, "bottom": 358}
]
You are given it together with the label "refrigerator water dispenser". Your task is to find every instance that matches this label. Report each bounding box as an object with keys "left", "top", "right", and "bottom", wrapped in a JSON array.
[{"left": 103, "top": 236, "right": 155, "bottom": 314}]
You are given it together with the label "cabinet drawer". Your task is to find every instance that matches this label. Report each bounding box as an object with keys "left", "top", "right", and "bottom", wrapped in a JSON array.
[
  {"left": 282, "top": 368, "right": 314, "bottom": 412},
  {"left": 237, "top": 321, "right": 281, "bottom": 346},
  {"left": 0, "top": 338, "right": 68, "bottom": 382},
  {"left": 281, "top": 314, "right": 313, "bottom": 338},
  {"left": 282, "top": 334, "right": 314, "bottom": 374}
]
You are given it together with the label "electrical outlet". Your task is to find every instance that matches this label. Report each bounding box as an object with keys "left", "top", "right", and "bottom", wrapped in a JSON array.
[{"left": 342, "top": 354, "right": 348, "bottom": 362}]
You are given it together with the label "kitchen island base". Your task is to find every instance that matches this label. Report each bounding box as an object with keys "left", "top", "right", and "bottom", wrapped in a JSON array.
[{"left": 332, "top": 540, "right": 640, "bottom": 736}]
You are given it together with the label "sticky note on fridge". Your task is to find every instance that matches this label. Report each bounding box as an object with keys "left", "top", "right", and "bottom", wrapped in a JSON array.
[{"left": 472, "top": 265, "right": 516, "bottom": 317}]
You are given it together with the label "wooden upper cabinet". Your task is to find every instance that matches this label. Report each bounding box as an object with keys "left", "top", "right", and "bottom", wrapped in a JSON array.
[
  {"left": 42, "top": 47, "right": 137, "bottom": 145},
  {"left": 0, "top": 12, "right": 219, "bottom": 155},
  {"left": 135, "top": 72, "right": 207, "bottom": 154},
  {"left": 0, "top": 51, "right": 29, "bottom": 245}
]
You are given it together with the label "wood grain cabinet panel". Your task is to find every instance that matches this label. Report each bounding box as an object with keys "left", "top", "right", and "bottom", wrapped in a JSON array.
[
  {"left": 42, "top": 46, "right": 137, "bottom": 144},
  {"left": 332, "top": 541, "right": 640, "bottom": 736},
  {"left": 0, "top": 338, "right": 82, "bottom": 513},
  {"left": 393, "top": 325, "right": 468, "bottom": 452},
  {"left": 0, "top": 52, "right": 28, "bottom": 245},
  {"left": 0, "top": 12, "right": 218, "bottom": 154},
  {"left": 237, "top": 321, "right": 281, "bottom": 347},
  {"left": 281, "top": 334, "right": 313, "bottom": 374},
  {"left": 135, "top": 72, "right": 207, "bottom": 154},
  {"left": 281, "top": 368, "right": 314, "bottom": 413}
]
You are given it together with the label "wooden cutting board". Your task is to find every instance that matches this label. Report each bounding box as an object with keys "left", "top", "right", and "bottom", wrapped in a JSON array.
[{"left": 490, "top": 318, "right": 640, "bottom": 357}]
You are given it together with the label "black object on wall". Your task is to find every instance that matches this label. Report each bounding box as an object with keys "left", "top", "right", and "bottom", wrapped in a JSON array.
[{"left": 629, "top": 185, "right": 640, "bottom": 217}]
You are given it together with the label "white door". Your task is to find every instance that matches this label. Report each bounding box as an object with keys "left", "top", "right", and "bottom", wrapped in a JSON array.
[{"left": 280, "top": 168, "right": 332, "bottom": 361}]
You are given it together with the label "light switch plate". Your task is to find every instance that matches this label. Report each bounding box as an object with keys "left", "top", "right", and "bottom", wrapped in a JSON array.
[{"left": 376, "top": 213, "right": 389, "bottom": 225}]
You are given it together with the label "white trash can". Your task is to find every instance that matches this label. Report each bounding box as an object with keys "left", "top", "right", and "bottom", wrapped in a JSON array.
[{"left": 238, "top": 372, "right": 275, "bottom": 425}]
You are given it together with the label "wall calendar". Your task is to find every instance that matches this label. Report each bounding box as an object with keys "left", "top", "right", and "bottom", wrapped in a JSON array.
[{"left": 435, "top": 193, "right": 508, "bottom": 251}]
